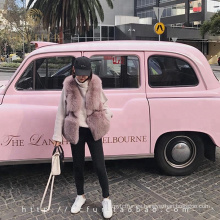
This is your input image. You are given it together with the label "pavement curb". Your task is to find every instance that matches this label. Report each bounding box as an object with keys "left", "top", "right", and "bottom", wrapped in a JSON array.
[{"left": 0, "top": 68, "right": 17, "bottom": 72}]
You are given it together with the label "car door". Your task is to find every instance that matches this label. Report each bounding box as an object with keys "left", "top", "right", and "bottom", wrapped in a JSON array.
[
  {"left": 0, "top": 52, "right": 81, "bottom": 164},
  {"left": 146, "top": 52, "right": 206, "bottom": 153},
  {"left": 84, "top": 51, "right": 151, "bottom": 158}
]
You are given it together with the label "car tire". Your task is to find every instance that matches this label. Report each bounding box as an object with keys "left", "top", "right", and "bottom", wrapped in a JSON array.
[{"left": 155, "top": 133, "right": 204, "bottom": 176}]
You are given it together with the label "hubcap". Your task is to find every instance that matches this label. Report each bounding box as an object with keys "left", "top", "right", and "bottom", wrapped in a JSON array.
[
  {"left": 171, "top": 142, "right": 191, "bottom": 163},
  {"left": 164, "top": 136, "right": 196, "bottom": 169}
]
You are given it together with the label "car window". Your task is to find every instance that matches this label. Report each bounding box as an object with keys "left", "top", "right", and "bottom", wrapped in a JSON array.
[
  {"left": 16, "top": 56, "right": 74, "bottom": 90},
  {"left": 90, "top": 55, "right": 140, "bottom": 89},
  {"left": 16, "top": 62, "right": 34, "bottom": 90},
  {"left": 148, "top": 56, "right": 199, "bottom": 87}
]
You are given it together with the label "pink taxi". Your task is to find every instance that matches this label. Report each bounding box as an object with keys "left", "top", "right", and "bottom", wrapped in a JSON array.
[{"left": 0, "top": 40, "right": 219, "bottom": 176}]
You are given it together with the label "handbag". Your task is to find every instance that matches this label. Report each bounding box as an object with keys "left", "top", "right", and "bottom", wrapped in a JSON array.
[
  {"left": 40, "top": 145, "right": 64, "bottom": 212},
  {"left": 51, "top": 145, "right": 64, "bottom": 174}
]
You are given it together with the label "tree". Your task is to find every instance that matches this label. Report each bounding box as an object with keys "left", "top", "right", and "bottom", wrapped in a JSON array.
[
  {"left": 200, "top": 11, "right": 220, "bottom": 36},
  {"left": 3, "top": 0, "right": 38, "bottom": 53},
  {"left": 27, "top": 0, "right": 114, "bottom": 43},
  {"left": 0, "top": 27, "right": 18, "bottom": 55}
]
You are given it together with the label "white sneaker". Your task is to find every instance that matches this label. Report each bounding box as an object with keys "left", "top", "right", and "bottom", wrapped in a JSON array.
[
  {"left": 71, "top": 195, "right": 86, "bottom": 214},
  {"left": 102, "top": 198, "right": 113, "bottom": 219}
]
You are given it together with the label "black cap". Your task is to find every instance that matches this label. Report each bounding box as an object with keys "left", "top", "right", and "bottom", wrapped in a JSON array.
[{"left": 74, "top": 56, "right": 91, "bottom": 76}]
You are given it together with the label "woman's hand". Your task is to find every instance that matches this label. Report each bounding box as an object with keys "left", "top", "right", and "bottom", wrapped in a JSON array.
[{"left": 53, "top": 140, "right": 61, "bottom": 147}]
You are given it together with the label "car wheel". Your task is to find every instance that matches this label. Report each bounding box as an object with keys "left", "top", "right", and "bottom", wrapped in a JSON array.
[{"left": 155, "top": 133, "right": 204, "bottom": 176}]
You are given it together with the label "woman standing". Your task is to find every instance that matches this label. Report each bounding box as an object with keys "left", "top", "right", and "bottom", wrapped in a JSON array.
[{"left": 52, "top": 56, "right": 113, "bottom": 218}]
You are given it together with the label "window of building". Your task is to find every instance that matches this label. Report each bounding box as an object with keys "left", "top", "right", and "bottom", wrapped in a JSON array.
[
  {"left": 137, "top": 0, "right": 156, "bottom": 8},
  {"left": 207, "top": 0, "right": 220, "bottom": 12},
  {"left": 167, "top": 7, "right": 172, "bottom": 17},
  {"left": 141, "top": 11, "right": 147, "bottom": 18},
  {"left": 160, "top": 0, "right": 175, "bottom": 3},
  {"left": 161, "top": 3, "right": 185, "bottom": 18},
  {"left": 101, "top": 26, "right": 115, "bottom": 41},
  {"left": 87, "top": 28, "right": 94, "bottom": 41},
  {"left": 102, "top": 26, "right": 108, "bottom": 40},
  {"left": 90, "top": 55, "right": 140, "bottom": 89},
  {"left": 71, "top": 26, "right": 114, "bottom": 42},
  {"left": 148, "top": 56, "right": 198, "bottom": 87},
  {"left": 16, "top": 56, "right": 74, "bottom": 90},
  {"left": 94, "top": 27, "right": 101, "bottom": 41},
  {"left": 109, "top": 27, "right": 115, "bottom": 39},
  {"left": 137, "top": 12, "right": 141, "bottom": 17},
  {"left": 146, "top": 9, "right": 156, "bottom": 19},
  {"left": 146, "top": 10, "right": 152, "bottom": 18},
  {"left": 190, "top": 0, "right": 202, "bottom": 13}
]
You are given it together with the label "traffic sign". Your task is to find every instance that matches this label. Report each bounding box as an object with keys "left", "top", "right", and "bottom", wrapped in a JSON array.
[
  {"left": 154, "top": 22, "right": 165, "bottom": 35},
  {"left": 172, "top": 37, "right": 178, "bottom": 42},
  {"left": 153, "top": 7, "right": 164, "bottom": 21}
]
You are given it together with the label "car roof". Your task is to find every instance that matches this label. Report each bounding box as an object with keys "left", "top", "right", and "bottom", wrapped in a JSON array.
[
  {"left": 30, "top": 40, "right": 196, "bottom": 55},
  {"left": 29, "top": 40, "right": 206, "bottom": 67}
]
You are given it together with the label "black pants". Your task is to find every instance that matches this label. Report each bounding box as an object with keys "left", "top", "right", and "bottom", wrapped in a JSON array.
[{"left": 70, "top": 127, "right": 109, "bottom": 198}]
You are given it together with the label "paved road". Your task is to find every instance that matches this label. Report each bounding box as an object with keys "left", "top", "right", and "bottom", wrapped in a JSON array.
[
  {"left": 0, "top": 66, "right": 17, "bottom": 80},
  {"left": 0, "top": 149, "right": 220, "bottom": 220}
]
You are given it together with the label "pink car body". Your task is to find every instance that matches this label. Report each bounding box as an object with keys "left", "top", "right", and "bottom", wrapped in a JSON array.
[{"left": 0, "top": 40, "right": 219, "bottom": 175}]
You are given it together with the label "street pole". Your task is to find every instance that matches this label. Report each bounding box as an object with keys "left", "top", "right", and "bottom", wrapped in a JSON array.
[
  {"left": 23, "top": 0, "right": 26, "bottom": 58},
  {"left": 158, "top": 0, "right": 160, "bottom": 41},
  {"left": 158, "top": 7, "right": 160, "bottom": 41},
  {"left": 153, "top": 1, "right": 164, "bottom": 41}
]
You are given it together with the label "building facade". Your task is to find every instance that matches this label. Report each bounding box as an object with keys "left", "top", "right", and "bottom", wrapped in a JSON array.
[
  {"left": 136, "top": 0, "right": 205, "bottom": 27},
  {"left": 68, "top": 0, "right": 134, "bottom": 43},
  {"left": 115, "top": 0, "right": 219, "bottom": 63},
  {"left": 66, "top": 0, "right": 220, "bottom": 63},
  {"left": 134, "top": 0, "right": 220, "bottom": 63},
  {"left": 70, "top": 1, "right": 219, "bottom": 41}
]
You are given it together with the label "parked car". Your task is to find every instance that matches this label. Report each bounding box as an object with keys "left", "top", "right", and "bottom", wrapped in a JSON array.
[
  {"left": 0, "top": 55, "right": 6, "bottom": 62},
  {"left": 0, "top": 40, "right": 219, "bottom": 176},
  {"left": 218, "top": 57, "right": 220, "bottom": 66},
  {"left": 9, "top": 54, "right": 20, "bottom": 61}
]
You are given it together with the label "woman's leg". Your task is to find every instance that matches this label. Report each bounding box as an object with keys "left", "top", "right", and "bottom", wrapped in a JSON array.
[
  {"left": 70, "top": 127, "right": 87, "bottom": 196},
  {"left": 86, "top": 129, "right": 109, "bottom": 198}
]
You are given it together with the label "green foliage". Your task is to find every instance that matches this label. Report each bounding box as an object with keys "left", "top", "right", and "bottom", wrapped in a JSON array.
[
  {"left": 200, "top": 11, "right": 220, "bottom": 36},
  {"left": 40, "top": 63, "right": 67, "bottom": 69},
  {"left": 210, "top": 16, "right": 220, "bottom": 35},
  {"left": 2, "top": 0, "right": 36, "bottom": 52},
  {"left": 200, "top": 20, "right": 211, "bottom": 36},
  {"left": 48, "top": 57, "right": 71, "bottom": 64},
  {"left": 210, "top": 11, "right": 220, "bottom": 22},
  {"left": 12, "top": 58, "right": 23, "bottom": 63},
  {"left": 0, "top": 62, "right": 21, "bottom": 68}
]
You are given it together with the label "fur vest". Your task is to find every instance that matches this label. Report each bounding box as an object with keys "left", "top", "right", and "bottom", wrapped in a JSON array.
[{"left": 62, "top": 74, "right": 110, "bottom": 144}]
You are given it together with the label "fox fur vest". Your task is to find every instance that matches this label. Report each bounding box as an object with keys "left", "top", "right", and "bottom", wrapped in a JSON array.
[{"left": 62, "top": 74, "right": 110, "bottom": 144}]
